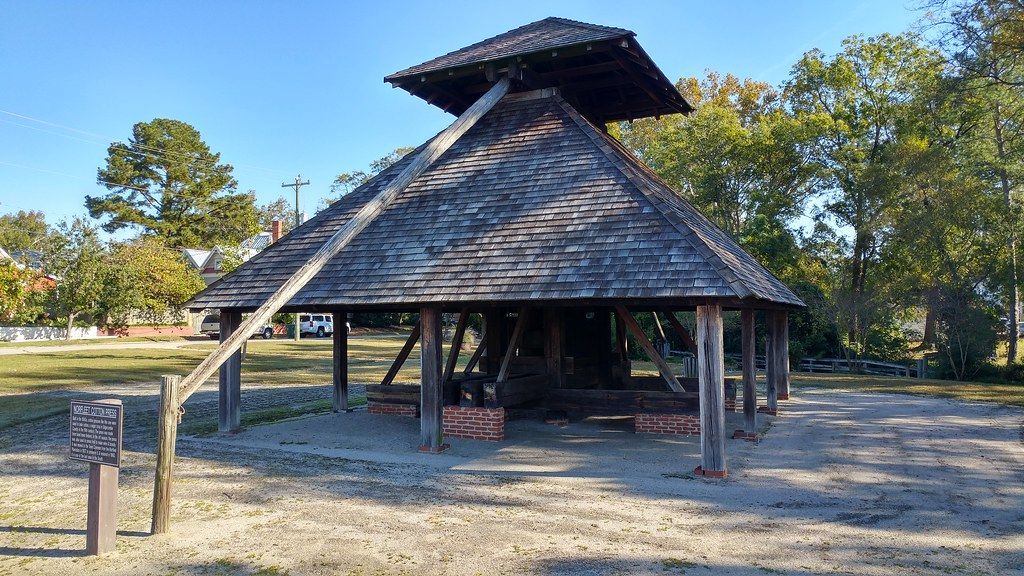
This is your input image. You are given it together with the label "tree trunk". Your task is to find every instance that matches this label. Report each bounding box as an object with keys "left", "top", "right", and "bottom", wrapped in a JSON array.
[
  {"left": 994, "top": 102, "right": 1019, "bottom": 366},
  {"left": 922, "top": 307, "right": 936, "bottom": 346},
  {"left": 66, "top": 312, "right": 75, "bottom": 340}
]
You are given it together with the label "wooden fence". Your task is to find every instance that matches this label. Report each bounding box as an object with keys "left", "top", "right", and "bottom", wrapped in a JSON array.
[{"left": 721, "top": 353, "right": 929, "bottom": 379}]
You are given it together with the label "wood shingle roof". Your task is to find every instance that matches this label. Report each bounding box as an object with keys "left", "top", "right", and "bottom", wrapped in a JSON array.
[
  {"left": 384, "top": 17, "right": 692, "bottom": 123},
  {"left": 187, "top": 90, "right": 802, "bottom": 311},
  {"left": 385, "top": 18, "right": 632, "bottom": 80}
]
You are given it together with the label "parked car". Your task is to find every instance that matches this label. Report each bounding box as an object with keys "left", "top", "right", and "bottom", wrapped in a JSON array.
[
  {"left": 199, "top": 314, "right": 275, "bottom": 340},
  {"left": 298, "top": 314, "right": 334, "bottom": 337}
]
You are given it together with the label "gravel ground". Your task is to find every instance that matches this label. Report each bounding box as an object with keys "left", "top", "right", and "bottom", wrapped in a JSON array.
[{"left": 0, "top": 387, "right": 1022, "bottom": 575}]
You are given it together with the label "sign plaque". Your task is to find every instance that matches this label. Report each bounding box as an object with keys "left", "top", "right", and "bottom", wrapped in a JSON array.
[
  {"left": 69, "top": 399, "right": 122, "bottom": 555},
  {"left": 70, "top": 400, "right": 122, "bottom": 467}
]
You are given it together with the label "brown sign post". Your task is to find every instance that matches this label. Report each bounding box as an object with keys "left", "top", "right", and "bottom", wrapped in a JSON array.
[{"left": 69, "top": 399, "right": 123, "bottom": 555}]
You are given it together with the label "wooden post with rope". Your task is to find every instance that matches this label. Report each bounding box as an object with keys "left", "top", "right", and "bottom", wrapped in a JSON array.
[
  {"left": 151, "top": 375, "right": 179, "bottom": 534},
  {"left": 148, "top": 78, "right": 510, "bottom": 533}
]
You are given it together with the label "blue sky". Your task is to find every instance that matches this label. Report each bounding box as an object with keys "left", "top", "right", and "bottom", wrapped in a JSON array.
[{"left": 0, "top": 1, "right": 920, "bottom": 235}]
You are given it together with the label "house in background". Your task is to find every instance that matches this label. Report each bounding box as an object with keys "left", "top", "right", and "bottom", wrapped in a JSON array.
[
  {"left": 183, "top": 220, "right": 284, "bottom": 285},
  {"left": 0, "top": 246, "right": 56, "bottom": 290}
]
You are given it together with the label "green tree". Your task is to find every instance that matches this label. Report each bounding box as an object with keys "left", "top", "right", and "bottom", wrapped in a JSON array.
[
  {"left": 932, "top": 0, "right": 1024, "bottom": 364},
  {"left": 786, "top": 33, "right": 948, "bottom": 360},
  {"left": 88, "top": 118, "right": 260, "bottom": 248},
  {"left": 100, "top": 238, "right": 206, "bottom": 328},
  {"left": 0, "top": 260, "right": 32, "bottom": 323},
  {"left": 42, "top": 218, "right": 107, "bottom": 338},
  {"left": 0, "top": 209, "right": 48, "bottom": 254},
  {"left": 324, "top": 147, "right": 415, "bottom": 206},
  {"left": 257, "top": 195, "right": 295, "bottom": 235}
]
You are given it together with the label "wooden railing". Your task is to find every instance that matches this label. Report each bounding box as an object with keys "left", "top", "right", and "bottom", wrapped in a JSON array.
[{"left": 723, "top": 353, "right": 927, "bottom": 379}]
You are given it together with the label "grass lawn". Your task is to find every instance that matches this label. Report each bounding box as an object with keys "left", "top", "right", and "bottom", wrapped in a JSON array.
[
  {"left": 1, "top": 334, "right": 1020, "bottom": 430},
  {"left": 0, "top": 335, "right": 440, "bottom": 430},
  {"left": 792, "top": 372, "right": 1024, "bottom": 408},
  {"left": 0, "top": 334, "right": 192, "bottom": 348}
]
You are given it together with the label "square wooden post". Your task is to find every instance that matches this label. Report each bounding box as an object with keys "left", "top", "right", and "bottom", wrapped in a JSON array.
[
  {"left": 218, "top": 310, "right": 242, "bottom": 433},
  {"left": 734, "top": 309, "right": 758, "bottom": 440},
  {"left": 333, "top": 310, "right": 349, "bottom": 412},
  {"left": 483, "top": 310, "right": 505, "bottom": 374},
  {"left": 776, "top": 310, "right": 791, "bottom": 400},
  {"left": 763, "top": 311, "right": 778, "bottom": 415},
  {"left": 419, "top": 306, "right": 447, "bottom": 453},
  {"left": 543, "top": 308, "right": 564, "bottom": 388},
  {"left": 695, "top": 304, "right": 727, "bottom": 477}
]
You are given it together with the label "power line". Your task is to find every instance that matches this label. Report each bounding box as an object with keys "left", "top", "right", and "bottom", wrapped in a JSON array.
[
  {"left": 0, "top": 160, "right": 152, "bottom": 193},
  {"left": 0, "top": 108, "right": 291, "bottom": 176}
]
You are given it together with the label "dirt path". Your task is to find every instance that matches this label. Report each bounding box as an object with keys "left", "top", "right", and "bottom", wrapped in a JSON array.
[
  {"left": 1, "top": 389, "right": 1021, "bottom": 575},
  {"left": 0, "top": 340, "right": 203, "bottom": 356}
]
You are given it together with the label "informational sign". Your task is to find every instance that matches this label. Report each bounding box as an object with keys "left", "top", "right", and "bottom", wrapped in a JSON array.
[{"left": 69, "top": 400, "right": 123, "bottom": 468}]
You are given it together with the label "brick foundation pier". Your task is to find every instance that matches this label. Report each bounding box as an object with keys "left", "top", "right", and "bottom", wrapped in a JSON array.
[
  {"left": 634, "top": 413, "right": 700, "bottom": 436},
  {"left": 443, "top": 406, "right": 505, "bottom": 441}
]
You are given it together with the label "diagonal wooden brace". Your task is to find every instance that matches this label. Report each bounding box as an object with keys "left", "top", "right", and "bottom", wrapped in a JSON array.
[{"left": 174, "top": 78, "right": 511, "bottom": 404}]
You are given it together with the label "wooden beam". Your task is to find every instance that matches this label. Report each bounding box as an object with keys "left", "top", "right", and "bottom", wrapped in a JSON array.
[
  {"left": 175, "top": 78, "right": 511, "bottom": 403},
  {"left": 442, "top": 308, "right": 470, "bottom": 385},
  {"left": 539, "top": 60, "right": 621, "bottom": 80},
  {"left": 651, "top": 311, "right": 667, "bottom": 342},
  {"left": 615, "top": 312, "right": 629, "bottom": 361},
  {"left": 741, "top": 309, "right": 757, "bottom": 436},
  {"left": 765, "top": 311, "right": 778, "bottom": 413},
  {"left": 483, "top": 310, "right": 505, "bottom": 374},
  {"left": 543, "top": 308, "right": 564, "bottom": 388},
  {"left": 776, "top": 311, "right": 791, "bottom": 400},
  {"left": 218, "top": 310, "right": 241, "bottom": 433},
  {"left": 609, "top": 49, "right": 674, "bottom": 112},
  {"left": 696, "top": 304, "right": 727, "bottom": 476},
  {"left": 381, "top": 321, "right": 421, "bottom": 387},
  {"left": 663, "top": 310, "right": 698, "bottom": 354},
  {"left": 496, "top": 307, "right": 530, "bottom": 384},
  {"left": 614, "top": 306, "right": 684, "bottom": 393},
  {"left": 463, "top": 334, "right": 486, "bottom": 374},
  {"left": 419, "top": 307, "right": 445, "bottom": 453},
  {"left": 332, "top": 310, "right": 349, "bottom": 412}
]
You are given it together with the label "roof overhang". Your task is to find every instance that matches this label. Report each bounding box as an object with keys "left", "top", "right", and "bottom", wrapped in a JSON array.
[{"left": 385, "top": 36, "right": 692, "bottom": 124}]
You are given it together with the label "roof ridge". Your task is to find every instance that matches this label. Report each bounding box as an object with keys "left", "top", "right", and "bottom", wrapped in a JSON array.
[
  {"left": 544, "top": 17, "right": 633, "bottom": 36},
  {"left": 553, "top": 95, "right": 759, "bottom": 300}
]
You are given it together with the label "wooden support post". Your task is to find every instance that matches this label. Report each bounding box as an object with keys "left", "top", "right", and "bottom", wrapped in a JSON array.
[
  {"left": 419, "top": 307, "right": 446, "bottom": 453},
  {"left": 695, "top": 304, "right": 727, "bottom": 477},
  {"left": 615, "top": 312, "right": 629, "bottom": 361},
  {"left": 763, "top": 311, "right": 778, "bottom": 415},
  {"left": 443, "top": 309, "right": 469, "bottom": 384},
  {"left": 614, "top": 306, "right": 684, "bottom": 393},
  {"left": 381, "top": 321, "right": 421, "bottom": 386},
  {"left": 776, "top": 311, "right": 790, "bottom": 400},
  {"left": 483, "top": 310, "right": 505, "bottom": 374},
  {"left": 597, "top": 309, "right": 613, "bottom": 386},
  {"left": 662, "top": 310, "right": 698, "bottom": 353},
  {"left": 332, "top": 311, "right": 349, "bottom": 412},
  {"left": 218, "top": 310, "right": 241, "bottom": 433},
  {"left": 735, "top": 309, "right": 758, "bottom": 440},
  {"left": 544, "top": 308, "right": 564, "bottom": 388},
  {"left": 497, "top": 307, "right": 529, "bottom": 384},
  {"left": 151, "top": 375, "right": 179, "bottom": 535}
]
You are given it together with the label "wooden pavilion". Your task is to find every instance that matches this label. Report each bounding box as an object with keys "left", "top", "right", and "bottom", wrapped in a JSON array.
[{"left": 185, "top": 17, "right": 803, "bottom": 478}]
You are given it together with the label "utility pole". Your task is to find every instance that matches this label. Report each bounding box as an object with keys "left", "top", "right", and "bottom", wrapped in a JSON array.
[{"left": 282, "top": 175, "right": 310, "bottom": 341}]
